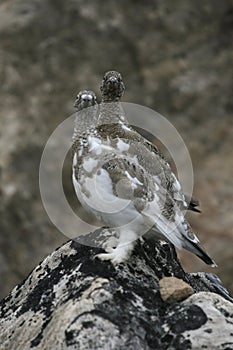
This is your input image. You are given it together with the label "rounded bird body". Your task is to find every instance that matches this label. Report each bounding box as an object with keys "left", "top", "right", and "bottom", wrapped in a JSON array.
[{"left": 71, "top": 72, "right": 216, "bottom": 267}]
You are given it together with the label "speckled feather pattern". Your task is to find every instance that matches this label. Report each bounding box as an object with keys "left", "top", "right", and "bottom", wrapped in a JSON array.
[{"left": 71, "top": 73, "right": 215, "bottom": 266}]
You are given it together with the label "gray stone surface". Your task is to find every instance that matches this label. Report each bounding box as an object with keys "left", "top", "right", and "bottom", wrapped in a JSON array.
[
  {"left": 0, "top": 232, "right": 232, "bottom": 350},
  {"left": 0, "top": 0, "right": 233, "bottom": 299}
]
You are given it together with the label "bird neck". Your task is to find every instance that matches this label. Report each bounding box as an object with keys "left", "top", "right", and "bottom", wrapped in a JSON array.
[
  {"left": 98, "top": 101, "right": 128, "bottom": 126},
  {"left": 101, "top": 93, "right": 122, "bottom": 103},
  {"left": 73, "top": 105, "right": 98, "bottom": 140}
]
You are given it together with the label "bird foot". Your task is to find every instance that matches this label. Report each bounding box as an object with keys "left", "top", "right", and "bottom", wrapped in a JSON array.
[
  {"left": 102, "top": 236, "right": 118, "bottom": 252},
  {"left": 95, "top": 242, "right": 134, "bottom": 265}
]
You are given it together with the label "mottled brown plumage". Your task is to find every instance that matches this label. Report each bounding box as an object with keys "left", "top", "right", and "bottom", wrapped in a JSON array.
[{"left": 71, "top": 72, "right": 215, "bottom": 266}]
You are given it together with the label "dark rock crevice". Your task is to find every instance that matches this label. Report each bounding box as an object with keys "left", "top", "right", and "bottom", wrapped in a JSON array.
[{"left": 0, "top": 229, "right": 232, "bottom": 349}]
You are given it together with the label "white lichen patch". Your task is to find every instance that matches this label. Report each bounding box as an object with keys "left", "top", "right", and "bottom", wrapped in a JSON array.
[
  {"left": 182, "top": 292, "right": 233, "bottom": 349},
  {"left": 37, "top": 278, "right": 112, "bottom": 349},
  {"left": 0, "top": 309, "right": 45, "bottom": 350}
]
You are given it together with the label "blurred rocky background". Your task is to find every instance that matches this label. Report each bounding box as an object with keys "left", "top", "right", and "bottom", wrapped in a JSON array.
[{"left": 0, "top": 0, "right": 232, "bottom": 299}]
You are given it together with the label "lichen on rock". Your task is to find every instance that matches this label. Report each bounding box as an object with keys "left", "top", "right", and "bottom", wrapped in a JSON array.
[{"left": 0, "top": 230, "right": 232, "bottom": 350}]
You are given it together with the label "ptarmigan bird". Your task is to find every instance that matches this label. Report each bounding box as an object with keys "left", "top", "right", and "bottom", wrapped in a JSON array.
[
  {"left": 72, "top": 72, "right": 216, "bottom": 267},
  {"left": 72, "top": 89, "right": 98, "bottom": 158}
]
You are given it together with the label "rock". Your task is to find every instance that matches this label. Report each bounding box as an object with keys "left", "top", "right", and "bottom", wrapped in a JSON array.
[
  {"left": 0, "top": 230, "right": 232, "bottom": 350},
  {"left": 159, "top": 276, "right": 194, "bottom": 303},
  {"left": 179, "top": 292, "right": 233, "bottom": 350}
]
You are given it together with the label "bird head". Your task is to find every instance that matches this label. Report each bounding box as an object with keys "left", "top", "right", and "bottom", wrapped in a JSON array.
[
  {"left": 100, "top": 71, "right": 125, "bottom": 102},
  {"left": 74, "top": 90, "right": 97, "bottom": 111}
]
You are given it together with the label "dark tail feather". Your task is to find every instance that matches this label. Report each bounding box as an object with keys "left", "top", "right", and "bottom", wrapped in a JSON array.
[
  {"left": 184, "top": 239, "right": 217, "bottom": 267},
  {"left": 185, "top": 195, "right": 201, "bottom": 213},
  {"left": 188, "top": 204, "right": 201, "bottom": 213}
]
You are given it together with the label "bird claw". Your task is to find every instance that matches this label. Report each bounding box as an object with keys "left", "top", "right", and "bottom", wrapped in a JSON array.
[
  {"left": 94, "top": 245, "right": 132, "bottom": 265},
  {"left": 102, "top": 237, "right": 118, "bottom": 252}
]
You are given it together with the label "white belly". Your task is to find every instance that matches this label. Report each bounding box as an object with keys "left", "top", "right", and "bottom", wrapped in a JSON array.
[{"left": 72, "top": 165, "right": 147, "bottom": 234}]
